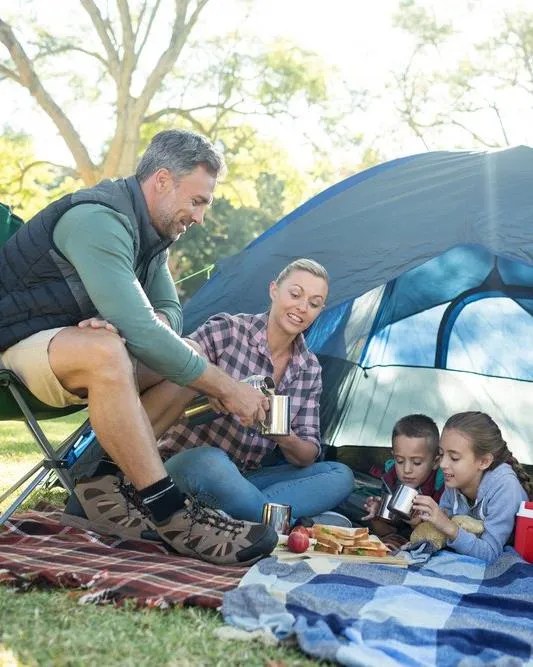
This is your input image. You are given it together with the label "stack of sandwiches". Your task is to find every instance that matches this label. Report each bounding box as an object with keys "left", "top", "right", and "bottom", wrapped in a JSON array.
[{"left": 312, "top": 525, "right": 390, "bottom": 557}]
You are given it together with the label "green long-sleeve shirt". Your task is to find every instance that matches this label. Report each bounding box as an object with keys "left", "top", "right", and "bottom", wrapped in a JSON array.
[{"left": 53, "top": 203, "right": 207, "bottom": 385}]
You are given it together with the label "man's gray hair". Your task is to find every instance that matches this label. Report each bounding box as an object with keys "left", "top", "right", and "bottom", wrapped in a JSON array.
[{"left": 136, "top": 129, "right": 225, "bottom": 182}]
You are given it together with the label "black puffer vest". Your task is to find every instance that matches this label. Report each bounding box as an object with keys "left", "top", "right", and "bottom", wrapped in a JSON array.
[{"left": 0, "top": 176, "right": 170, "bottom": 351}]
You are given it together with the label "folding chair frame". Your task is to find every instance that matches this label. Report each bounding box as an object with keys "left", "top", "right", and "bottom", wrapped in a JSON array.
[{"left": 0, "top": 369, "right": 88, "bottom": 525}]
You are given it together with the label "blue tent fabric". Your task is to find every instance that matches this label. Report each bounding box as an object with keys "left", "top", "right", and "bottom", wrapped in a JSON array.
[
  {"left": 184, "top": 147, "right": 533, "bottom": 342},
  {"left": 183, "top": 147, "right": 533, "bottom": 461}
]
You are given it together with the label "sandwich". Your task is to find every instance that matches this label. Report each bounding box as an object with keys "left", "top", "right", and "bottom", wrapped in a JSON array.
[
  {"left": 312, "top": 524, "right": 390, "bottom": 557},
  {"left": 343, "top": 534, "right": 390, "bottom": 557},
  {"left": 312, "top": 524, "right": 369, "bottom": 547}
]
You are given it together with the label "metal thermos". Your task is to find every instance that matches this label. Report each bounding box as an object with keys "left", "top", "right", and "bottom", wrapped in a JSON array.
[
  {"left": 183, "top": 375, "right": 275, "bottom": 421},
  {"left": 387, "top": 484, "right": 419, "bottom": 520},
  {"left": 262, "top": 502, "right": 292, "bottom": 535}
]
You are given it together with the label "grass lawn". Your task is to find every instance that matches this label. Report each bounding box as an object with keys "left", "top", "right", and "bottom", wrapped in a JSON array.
[{"left": 0, "top": 418, "right": 324, "bottom": 667}]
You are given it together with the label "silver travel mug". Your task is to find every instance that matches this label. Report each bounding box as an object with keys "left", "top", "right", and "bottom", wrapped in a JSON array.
[
  {"left": 377, "top": 492, "right": 395, "bottom": 521},
  {"left": 387, "top": 484, "right": 419, "bottom": 520},
  {"left": 262, "top": 502, "right": 292, "bottom": 534},
  {"left": 258, "top": 395, "right": 291, "bottom": 436}
]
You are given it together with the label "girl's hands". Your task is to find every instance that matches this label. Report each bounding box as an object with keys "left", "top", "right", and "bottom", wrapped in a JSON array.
[
  {"left": 361, "top": 496, "right": 381, "bottom": 521},
  {"left": 411, "top": 495, "right": 458, "bottom": 540}
]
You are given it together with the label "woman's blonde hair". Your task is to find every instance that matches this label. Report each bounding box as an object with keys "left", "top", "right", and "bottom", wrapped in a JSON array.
[
  {"left": 275, "top": 258, "right": 329, "bottom": 285},
  {"left": 444, "top": 411, "right": 533, "bottom": 499}
]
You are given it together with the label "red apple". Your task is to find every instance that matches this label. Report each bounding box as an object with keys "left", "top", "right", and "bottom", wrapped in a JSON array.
[{"left": 287, "top": 530, "right": 310, "bottom": 553}]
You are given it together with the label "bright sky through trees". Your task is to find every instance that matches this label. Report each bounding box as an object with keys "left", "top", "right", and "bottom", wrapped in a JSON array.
[{"left": 2, "top": 0, "right": 533, "bottom": 168}]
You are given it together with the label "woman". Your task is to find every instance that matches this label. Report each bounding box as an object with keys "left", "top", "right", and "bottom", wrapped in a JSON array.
[{"left": 157, "top": 258, "right": 355, "bottom": 524}]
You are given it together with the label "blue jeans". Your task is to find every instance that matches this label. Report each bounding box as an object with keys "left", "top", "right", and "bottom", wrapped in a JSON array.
[{"left": 164, "top": 447, "right": 355, "bottom": 523}]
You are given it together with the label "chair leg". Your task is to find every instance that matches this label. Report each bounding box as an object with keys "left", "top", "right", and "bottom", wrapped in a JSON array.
[
  {"left": 7, "top": 383, "right": 75, "bottom": 493},
  {"left": 0, "top": 417, "right": 90, "bottom": 526}
]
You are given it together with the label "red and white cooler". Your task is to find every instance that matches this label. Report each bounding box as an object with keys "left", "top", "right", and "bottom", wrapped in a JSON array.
[{"left": 514, "top": 501, "right": 533, "bottom": 563}]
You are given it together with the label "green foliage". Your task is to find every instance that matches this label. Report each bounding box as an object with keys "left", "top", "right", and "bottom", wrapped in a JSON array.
[
  {"left": 393, "top": 0, "right": 454, "bottom": 45},
  {"left": 0, "top": 129, "right": 82, "bottom": 219},
  {"left": 170, "top": 191, "right": 281, "bottom": 300}
]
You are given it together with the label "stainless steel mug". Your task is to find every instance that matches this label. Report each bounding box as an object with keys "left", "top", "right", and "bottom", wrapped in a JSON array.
[
  {"left": 377, "top": 492, "right": 395, "bottom": 521},
  {"left": 387, "top": 484, "right": 419, "bottom": 520},
  {"left": 262, "top": 502, "right": 292, "bottom": 535},
  {"left": 258, "top": 395, "right": 291, "bottom": 436}
]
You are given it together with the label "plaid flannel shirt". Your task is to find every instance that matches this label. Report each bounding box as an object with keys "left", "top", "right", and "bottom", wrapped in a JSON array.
[{"left": 157, "top": 312, "right": 322, "bottom": 471}]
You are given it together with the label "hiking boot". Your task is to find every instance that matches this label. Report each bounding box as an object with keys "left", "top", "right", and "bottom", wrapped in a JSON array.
[
  {"left": 155, "top": 497, "right": 278, "bottom": 566},
  {"left": 61, "top": 474, "right": 160, "bottom": 542}
]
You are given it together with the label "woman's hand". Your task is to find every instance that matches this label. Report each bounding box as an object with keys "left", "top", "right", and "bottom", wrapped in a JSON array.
[
  {"left": 411, "top": 495, "right": 458, "bottom": 540},
  {"left": 361, "top": 496, "right": 381, "bottom": 521}
]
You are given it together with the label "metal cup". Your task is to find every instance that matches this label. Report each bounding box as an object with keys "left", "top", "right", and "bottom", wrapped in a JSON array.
[
  {"left": 258, "top": 395, "right": 291, "bottom": 435},
  {"left": 387, "top": 484, "right": 419, "bottom": 520},
  {"left": 377, "top": 492, "right": 395, "bottom": 521},
  {"left": 262, "top": 502, "right": 291, "bottom": 535}
]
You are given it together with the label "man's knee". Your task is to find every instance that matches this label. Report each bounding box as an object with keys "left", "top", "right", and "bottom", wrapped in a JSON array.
[{"left": 50, "top": 327, "right": 133, "bottom": 387}]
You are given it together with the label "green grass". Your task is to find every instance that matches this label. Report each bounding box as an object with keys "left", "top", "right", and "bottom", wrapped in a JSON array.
[{"left": 0, "top": 418, "right": 325, "bottom": 666}]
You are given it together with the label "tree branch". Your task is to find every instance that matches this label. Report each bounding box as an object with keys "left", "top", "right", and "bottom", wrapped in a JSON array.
[
  {"left": 135, "top": 0, "right": 210, "bottom": 119},
  {"left": 0, "top": 62, "right": 20, "bottom": 83},
  {"left": 7, "top": 160, "right": 78, "bottom": 192},
  {"left": 0, "top": 18, "right": 97, "bottom": 182},
  {"left": 117, "top": 0, "right": 135, "bottom": 58},
  {"left": 489, "top": 103, "right": 511, "bottom": 146},
  {"left": 79, "top": 0, "right": 120, "bottom": 80},
  {"left": 135, "top": 0, "right": 162, "bottom": 59},
  {"left": 33, "top": 43, "right": 109, "bottom": 68}
]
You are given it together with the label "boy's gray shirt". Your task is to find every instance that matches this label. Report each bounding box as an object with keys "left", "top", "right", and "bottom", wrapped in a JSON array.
[{"left": 439, "top": 463, "right": 528, "bottom": 564}]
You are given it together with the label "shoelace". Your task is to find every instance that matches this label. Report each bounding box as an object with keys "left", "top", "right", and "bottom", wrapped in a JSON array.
[
  {"left": 115, "top": 478, "right": 152, "bottom": 522},
  {"left": 185, "top": 496, "right": 244, "bottom": 537}
]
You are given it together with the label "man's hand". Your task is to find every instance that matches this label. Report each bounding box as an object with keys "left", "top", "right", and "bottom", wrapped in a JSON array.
[
  {"left": 78, "top": 317, "right": 125, "bottom": 342},
  {"left": 219, "top": 381, "right": 269, "bottom": 428}
]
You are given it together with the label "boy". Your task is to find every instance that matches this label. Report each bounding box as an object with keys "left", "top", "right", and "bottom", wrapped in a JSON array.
[{"left": 362, "top": 414, "right": 443, "bottom": 546}]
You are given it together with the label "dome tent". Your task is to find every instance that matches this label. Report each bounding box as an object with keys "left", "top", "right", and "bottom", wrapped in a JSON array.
[{"left": 184, "top": 147, "right": 533, "bottom": 465}]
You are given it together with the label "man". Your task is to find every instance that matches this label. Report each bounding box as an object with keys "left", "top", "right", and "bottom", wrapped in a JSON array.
[{"left": 0, "top": 130, "right": 277, "bottom": 565}]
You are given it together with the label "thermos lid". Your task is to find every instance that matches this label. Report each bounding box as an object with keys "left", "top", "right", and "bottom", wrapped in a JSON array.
[{"left": 516, "top": 501, "right": 533, "bottom": 518}]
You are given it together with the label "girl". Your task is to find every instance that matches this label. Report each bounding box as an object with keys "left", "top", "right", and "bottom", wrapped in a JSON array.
[{"left": 412, "top": 411, "right": 532, "bottom": 564}]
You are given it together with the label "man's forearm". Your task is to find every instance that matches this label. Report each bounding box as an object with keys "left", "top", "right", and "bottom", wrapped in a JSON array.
[{"left": 187, "top": 363, "right": 237, "bottom": 402}]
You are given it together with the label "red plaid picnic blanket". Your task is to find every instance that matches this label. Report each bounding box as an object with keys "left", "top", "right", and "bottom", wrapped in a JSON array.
[{"left": 0, "top": 508, "right": 247, "bottom": 609}]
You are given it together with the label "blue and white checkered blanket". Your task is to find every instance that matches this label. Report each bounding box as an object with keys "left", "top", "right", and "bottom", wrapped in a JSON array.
[{"left": 222, "top": 549, "right": 533, "bottom": 666}]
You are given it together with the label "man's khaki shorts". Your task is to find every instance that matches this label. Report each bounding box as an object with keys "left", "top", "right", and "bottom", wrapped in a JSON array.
[{"left": 0, "top": 327, "right": 87, "bottom": 408}]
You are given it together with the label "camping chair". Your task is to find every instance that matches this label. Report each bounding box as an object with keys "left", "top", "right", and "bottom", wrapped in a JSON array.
[
  {"left": 0, "top": 203, "right": 89, "bottom": 525},
  {"left": 0, "top": 370, "right": 90, "bottom": 524}
]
